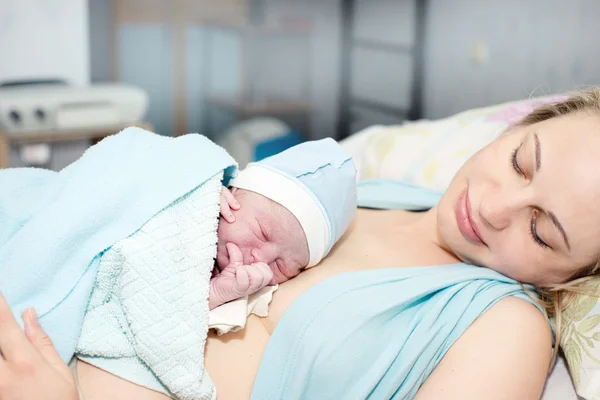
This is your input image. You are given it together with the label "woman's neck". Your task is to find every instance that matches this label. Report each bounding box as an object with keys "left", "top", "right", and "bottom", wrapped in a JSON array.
[
  {"left": 409, "top": 207, "right": 462, "bottom": 263},
  {"left": 356, "top": 207, "right": 462, "bottom": 264}
]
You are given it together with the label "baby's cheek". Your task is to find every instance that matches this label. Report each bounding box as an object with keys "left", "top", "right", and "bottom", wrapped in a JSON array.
[
  {"left": 270, "top": 265, "right": 296, "bottom": 285},
  {"left": 222, "top": 228, "right": 252, "bottom": 248}
]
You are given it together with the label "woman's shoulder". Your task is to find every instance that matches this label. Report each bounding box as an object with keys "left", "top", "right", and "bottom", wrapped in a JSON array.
[
  {"left": 415, "top": 296, "right": 552, "bottom": 399},
  {"left": 477, "top": 296, "right": 552, "bottom": 345}
]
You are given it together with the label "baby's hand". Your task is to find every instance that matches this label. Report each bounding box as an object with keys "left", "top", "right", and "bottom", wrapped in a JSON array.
[
  {"left": 220, "top": 187, "right": 240, "bottom": 223},
  {"left": 209, "top": 243, "right": 273, "bottom": 310}
]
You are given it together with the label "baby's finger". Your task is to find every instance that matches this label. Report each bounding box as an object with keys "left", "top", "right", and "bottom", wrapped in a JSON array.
[
  {"left": 234, "top": 266, "right": 251, "bottom": 294},
  {"left": 219, "top": 197, "right": 235, "bottom": 223},
  {"left": 226, "top": 243, "right": 244, "bottom": 267},
  {"left": 248, "top": 263, "right": 274, "bottom": 292},
  {"left": 223, "top": 187, "right": 241, "bottom": 210},
  {"left": 220, "top": 243, "right": 243, "bottom": 277}
]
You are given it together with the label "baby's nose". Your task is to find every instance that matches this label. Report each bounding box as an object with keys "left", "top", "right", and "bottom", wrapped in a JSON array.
[{"left": 251, "top": 246, "right": 276, "bottom": 265}]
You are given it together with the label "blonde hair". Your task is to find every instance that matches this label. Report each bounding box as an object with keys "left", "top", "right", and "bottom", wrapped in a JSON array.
[{"left": 513, "top": 88, "right": 600, "bottom": 369}]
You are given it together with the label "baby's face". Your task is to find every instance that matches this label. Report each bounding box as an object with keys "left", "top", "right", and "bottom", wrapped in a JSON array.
[{"left": 216, "top": 188, "right": 310, "bottom": 285}]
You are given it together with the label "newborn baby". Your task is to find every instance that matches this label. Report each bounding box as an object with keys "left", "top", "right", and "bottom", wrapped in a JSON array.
[
  {"left": 207, "top": 138, "right": 357, "bottom": 318},
  {"left": 208, "top": 187, "right": 308, "bottom": 310}
]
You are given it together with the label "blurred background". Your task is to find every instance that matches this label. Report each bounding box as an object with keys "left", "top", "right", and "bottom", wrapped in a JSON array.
[{"left": 0, "top": 0, "right": 599, "bottom": 170}]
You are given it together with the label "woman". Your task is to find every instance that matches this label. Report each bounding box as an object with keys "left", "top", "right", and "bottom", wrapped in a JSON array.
[{"left": 4, "top": 90, "right": 600, "bottom": 399}]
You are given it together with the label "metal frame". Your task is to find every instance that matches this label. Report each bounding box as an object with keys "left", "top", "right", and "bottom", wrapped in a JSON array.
[{"left": 336, "top": 0, "right": 428, "bottom": 140}]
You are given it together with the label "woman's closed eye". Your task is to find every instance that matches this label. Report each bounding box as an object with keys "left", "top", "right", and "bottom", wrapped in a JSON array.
[
  {"left": 511, "top": 145, "right": 525, "bottom": 177},
  {"left": 511, "top": 146, "right": 551, "bottom": 250},
  {"left": 531, "top": 210, "right": 550, "bottom": 249}
]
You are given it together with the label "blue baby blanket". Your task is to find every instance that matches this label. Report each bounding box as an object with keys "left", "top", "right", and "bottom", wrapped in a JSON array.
[{"left": 0, "top": 128, "right": 236, "bottom": 364}]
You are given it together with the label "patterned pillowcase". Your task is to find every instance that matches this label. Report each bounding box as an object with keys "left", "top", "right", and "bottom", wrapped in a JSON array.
[
  {"left": 560, "top": 286, "right": 600, "bottom": 399},
  {"left": 341, "top": 93, "right": 600, "bottom": 399},
  {"left": 342, "top": 94, "right": 566, "bottom": 190}
]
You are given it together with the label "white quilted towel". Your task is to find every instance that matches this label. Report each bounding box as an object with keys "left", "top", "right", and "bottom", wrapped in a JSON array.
[
  {"left": 76, "top": 172, "right": 223, "bottom": 400},
  {"left": 209, "top": 285, "right": 278, "bottom": 335}
]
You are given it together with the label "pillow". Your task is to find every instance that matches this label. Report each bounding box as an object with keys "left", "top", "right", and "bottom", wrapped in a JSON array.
[
  {"left": 342, "top": 93, "right": 600, "bottom": 400},
  {"left": 341, "top": 94, "right": 566, "bottom": 190},
  {"left": 560, "top": 286, "right": 600, "bottom": 400}
]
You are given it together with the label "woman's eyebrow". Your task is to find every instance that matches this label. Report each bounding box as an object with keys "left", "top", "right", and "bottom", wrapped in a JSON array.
[
  {"left": 535, "top": 133, "right": 570, "bottom": 251},
  {"left": 548, "top": 211, "right": 571, "bottom": 252},
  {"left": 534, "top": 132, "right": 541, "bottom": 171}
]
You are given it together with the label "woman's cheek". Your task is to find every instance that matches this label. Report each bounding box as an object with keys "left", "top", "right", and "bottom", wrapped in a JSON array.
[{"left": 487, "top": 241, "right": 534, "bottom": 280}]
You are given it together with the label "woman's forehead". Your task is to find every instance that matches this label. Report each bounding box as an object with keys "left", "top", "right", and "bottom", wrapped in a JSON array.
[
  {"left": 535, "top": 115, "right": 600, "bottom": 194},
  {"left": 535, "top": 111, "right": 600, "bottom": 143},
  {"left": 534, "top": 115, "right": 600, "bottom": 254}
]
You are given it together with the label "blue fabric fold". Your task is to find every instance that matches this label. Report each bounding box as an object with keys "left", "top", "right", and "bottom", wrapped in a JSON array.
[
  {"left": 251, "top": 180, "right": 544, "bottom": 400},
  {"left": 0, "top": 128, "right": 237, "bottom": 362},
  {"left": 357, "top": 179, "right": 442, "bottom": 210}
]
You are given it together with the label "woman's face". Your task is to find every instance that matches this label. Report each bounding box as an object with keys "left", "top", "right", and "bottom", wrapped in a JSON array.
[{"left": 437, "top": 112, "right": 600, "bottom": 285}]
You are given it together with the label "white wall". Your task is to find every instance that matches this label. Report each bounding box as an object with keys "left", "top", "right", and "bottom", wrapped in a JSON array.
[
  {"left": 422, "top": 0, "right": 600, "bottom": 119},
  {"left": 89, "top": 0, "right": 113, "bottom": 82},
  {"left": 263, "top": 0, "right": 342, "bottom": 140},
  {"left": 0, "top": 0, "right": 90, "bottom": 85},
  {"left": 305, "top": 0, "right": 343, "bottom": 140},
  {"left": 85, "top": 1, "right": 600, "bottom": 140},
  {"left": 2, "top": 0, "right": 91, "bottom": 169},
  {"left": 268, "top": 0, "right": 600, "bottom": 128}
]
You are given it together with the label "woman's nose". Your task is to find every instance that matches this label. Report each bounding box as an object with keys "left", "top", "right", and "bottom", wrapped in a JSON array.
[{"left": 479, "top": 186, "right": 529, "bottom": 230}]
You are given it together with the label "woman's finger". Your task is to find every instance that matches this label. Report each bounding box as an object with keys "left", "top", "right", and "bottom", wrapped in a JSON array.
[
  {"left": 23, "top": 308, "right": 66, "bottom": 374},
  {"left": 0, "top": 292, "right": 36, "bottom": 362}
]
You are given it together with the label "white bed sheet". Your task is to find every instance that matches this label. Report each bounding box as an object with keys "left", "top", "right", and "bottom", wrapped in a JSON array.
[{"left": 542, "top": 354, "right": 581, "bottom": 400}]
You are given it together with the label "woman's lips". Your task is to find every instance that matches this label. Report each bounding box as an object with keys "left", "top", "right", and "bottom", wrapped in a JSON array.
[
  {"left": 466, "top": 190, "right": 486, "bottom": 246},
  {"left": 456, "top": 189, "right": 486, "bottom": 246}
]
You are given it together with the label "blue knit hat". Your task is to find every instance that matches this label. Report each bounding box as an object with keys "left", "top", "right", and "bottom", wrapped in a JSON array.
[{"left": 230, "top": 138, "right": 357, "bottom": 267}]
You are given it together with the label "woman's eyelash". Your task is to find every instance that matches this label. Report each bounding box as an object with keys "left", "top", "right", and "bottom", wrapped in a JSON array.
[
  {"left": 511, "top": 146, "right": 524, "bottom": 176},
  {"left": 530, "top": 210, "right": 549, "bottom": 249},
  {"left": 511, "top": 147, "right": 549, "bottom": 249}
]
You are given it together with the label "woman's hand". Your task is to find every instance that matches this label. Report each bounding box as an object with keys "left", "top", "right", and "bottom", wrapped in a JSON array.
[{"left": 0, "top": 293, "right": 78, "bottom": 400}]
